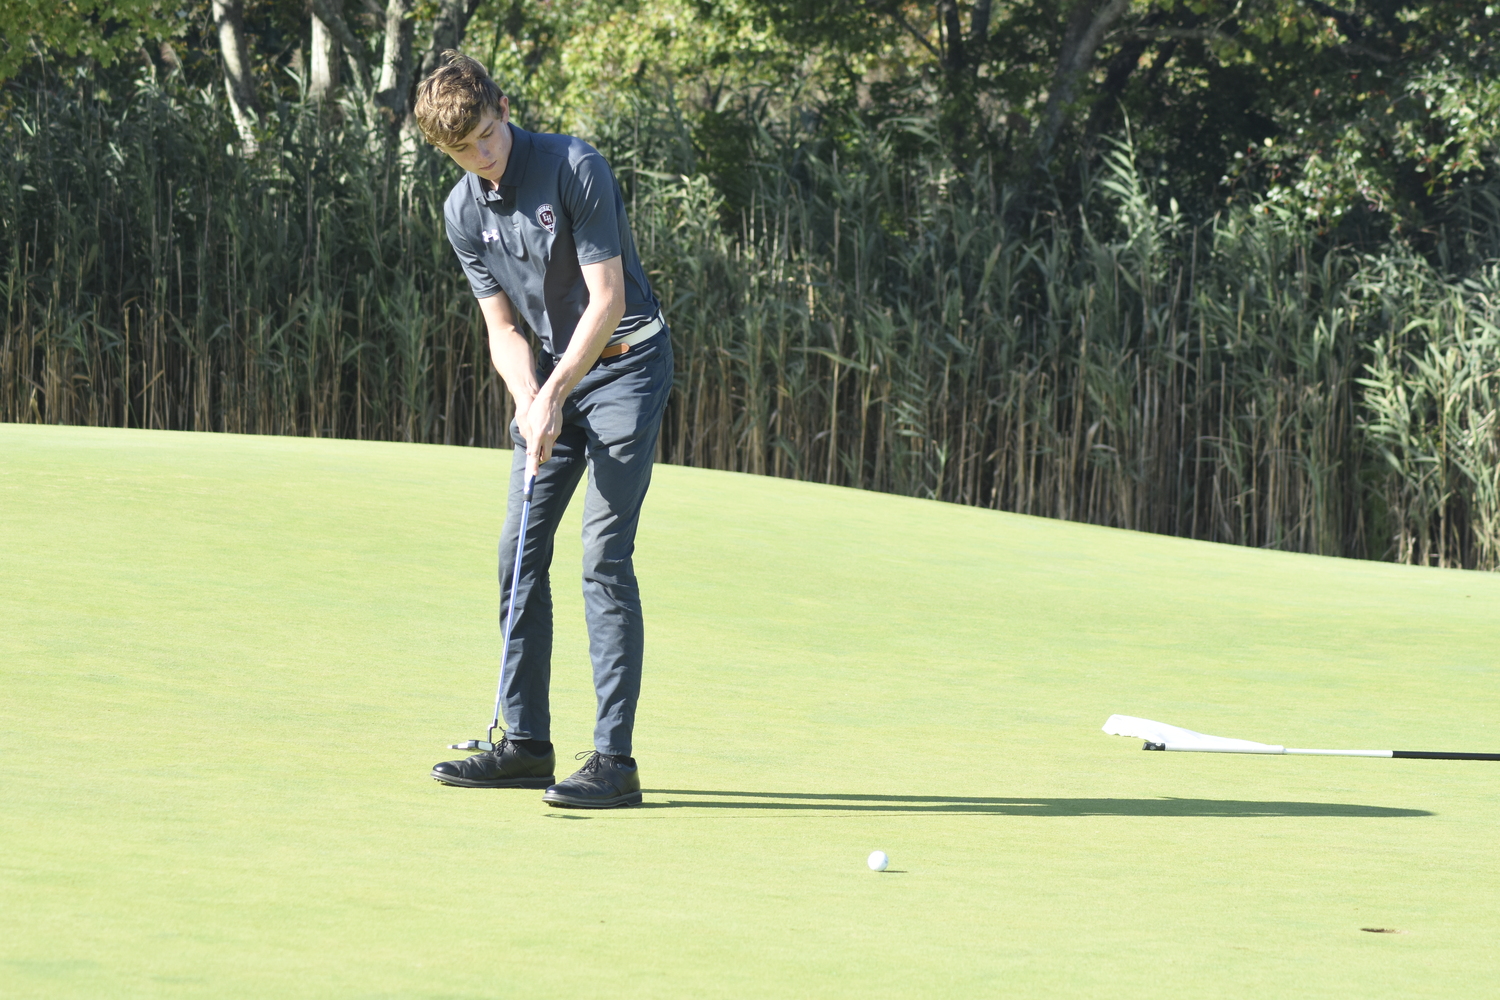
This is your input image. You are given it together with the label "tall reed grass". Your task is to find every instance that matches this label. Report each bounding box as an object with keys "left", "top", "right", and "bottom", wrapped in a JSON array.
[
  {"left": 4, "top": 75, "right": 1499, "bottom": 568},
  {"left": 1, "top": 78, "right": 506, "bottom": 446}
]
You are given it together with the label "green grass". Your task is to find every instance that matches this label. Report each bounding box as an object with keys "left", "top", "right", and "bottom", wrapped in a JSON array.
[{"left": 2, "top": 423, "right": 1498, "bottom": 998}]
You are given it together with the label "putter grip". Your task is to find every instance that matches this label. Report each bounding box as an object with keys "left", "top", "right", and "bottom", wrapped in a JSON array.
[{"left": 1143, "top": 741, "right": 1166, "bottom": 751}]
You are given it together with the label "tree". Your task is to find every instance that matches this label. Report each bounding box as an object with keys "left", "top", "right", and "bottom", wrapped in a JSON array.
[
  {"left": 211, "top": 0, "right": 260, "bottom": 151},
  {"left": 309, "top": 0, "right": 342, "bottom": 100},
  {"left": 735, "top": 0, "right": 1500, "bottom": 231},
  {"left": 0, "top": 0, "right": 170, "bottom": 81},
  {"left": 8, "top": 0, "right": 1497, "bottom": 236}
]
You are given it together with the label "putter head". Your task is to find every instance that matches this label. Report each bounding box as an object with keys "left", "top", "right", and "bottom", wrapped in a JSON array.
[{"left": 448, "top": 739, "right": 496, "bottom": 752}]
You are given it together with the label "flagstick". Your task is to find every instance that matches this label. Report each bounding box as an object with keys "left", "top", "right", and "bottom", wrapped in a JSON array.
[
  {"left": 1108, "top": 715, "right": 1500, "bottom": 761},
  {"left": 1143, "top": 742, "right": 1500, "bottom": 760}
]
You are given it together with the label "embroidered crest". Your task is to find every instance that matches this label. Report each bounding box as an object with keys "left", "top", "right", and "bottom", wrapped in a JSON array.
[{"left": 536, "top": 204, "right": 557, "bottom": 235}]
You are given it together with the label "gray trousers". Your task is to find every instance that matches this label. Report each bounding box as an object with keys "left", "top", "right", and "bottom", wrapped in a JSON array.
[{"left": 497, "top": 331, "right": 672, "bottom": 756}]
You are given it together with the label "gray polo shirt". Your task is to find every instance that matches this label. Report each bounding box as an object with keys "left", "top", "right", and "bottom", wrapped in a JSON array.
[{"left": 443, "top": 125, "right": 660, "bottom": 358}]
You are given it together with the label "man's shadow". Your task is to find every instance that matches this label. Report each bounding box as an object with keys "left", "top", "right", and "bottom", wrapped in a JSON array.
[{"left": 640, "top": 789, "right": 1430, "bottom": 817}]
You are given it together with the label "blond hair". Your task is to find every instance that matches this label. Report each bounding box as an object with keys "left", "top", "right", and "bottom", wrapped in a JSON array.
[{"left": 414, "top": 51, "right": 507, "bottom": 146}]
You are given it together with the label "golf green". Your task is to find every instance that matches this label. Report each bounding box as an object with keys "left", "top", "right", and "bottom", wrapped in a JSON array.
[{"left": 3, "top": 423, "right": 1498, "bottom": 998}]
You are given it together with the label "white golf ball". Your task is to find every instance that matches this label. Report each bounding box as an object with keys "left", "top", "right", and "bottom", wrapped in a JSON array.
[{"left": 867, "top": 850, "right": 889, "bottom": 872}]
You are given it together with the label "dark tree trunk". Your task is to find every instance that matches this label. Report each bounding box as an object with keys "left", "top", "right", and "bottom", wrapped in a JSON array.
[
  {"left": 1032, "top": 0, "right": 1132, "bottom": 173},
  {"left": 1083, "top": 11, "right": 1170, "bottom": 139},
  {"left": 935, "top": 0, "right": 999, "bottom": 168},
  {"left": 418, "top": 0, "right": 485, "bottom": 84}
]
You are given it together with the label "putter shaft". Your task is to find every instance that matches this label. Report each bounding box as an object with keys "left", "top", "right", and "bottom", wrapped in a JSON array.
[{"left": 488, "top": 472, "right": 537, "bottom": 743}]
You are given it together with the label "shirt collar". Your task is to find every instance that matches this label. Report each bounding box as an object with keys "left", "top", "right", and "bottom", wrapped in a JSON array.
[
  {"left": 499, "top": 124, "right": 532, "bottom": 188},
  {"left": 474, "top": 124, "right": 532, "bottom": 206}
]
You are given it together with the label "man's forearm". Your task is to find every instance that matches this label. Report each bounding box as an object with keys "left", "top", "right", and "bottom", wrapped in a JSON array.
[
  {"left": 536, "top": 299, "right": 622, "bottom": 405},
  {"left": 488, "top": 325, "right": 539, "bottom": 408},
  {"left": 507, "top": 257, "right": 627, "bottom": 473}
]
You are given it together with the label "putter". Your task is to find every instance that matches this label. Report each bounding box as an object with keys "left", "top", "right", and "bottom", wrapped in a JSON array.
[
  {"left": 1103, "top": 715, "right": 1500, "bottom": 760},
  {"left": 450, "top": 470, "right": 538, "bottom": 753}
]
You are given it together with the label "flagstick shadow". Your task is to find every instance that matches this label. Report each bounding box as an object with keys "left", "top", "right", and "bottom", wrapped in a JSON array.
[{"left": 639, "top": 790, "right": 1431, "bottom": 818}]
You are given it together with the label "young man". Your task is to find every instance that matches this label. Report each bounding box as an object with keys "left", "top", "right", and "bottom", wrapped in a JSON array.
[{"left": 416, "top": 52, "right": 673, "bottom": 808}]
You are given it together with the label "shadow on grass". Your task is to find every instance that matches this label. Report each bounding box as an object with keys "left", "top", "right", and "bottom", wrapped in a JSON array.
[{"left": 640, "top": 790, "right": 1431, "bottom": 817}]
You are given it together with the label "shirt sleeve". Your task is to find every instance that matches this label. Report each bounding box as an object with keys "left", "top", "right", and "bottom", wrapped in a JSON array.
[
  {"left": 561, "top": 147, "right": 625, "bottom": 266},
  {"left": 444, "top": 197, "right": 503, "bottom": 299}
]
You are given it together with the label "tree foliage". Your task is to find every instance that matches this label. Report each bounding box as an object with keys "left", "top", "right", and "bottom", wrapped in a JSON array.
[
  {"left": 9, "top": 0, "right": 1496, "bottom": 238},
  {"left": 0, "top": 0, "right": 175, "bottom": 81}
]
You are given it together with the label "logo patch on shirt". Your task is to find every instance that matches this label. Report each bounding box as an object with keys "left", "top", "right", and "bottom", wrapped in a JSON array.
[
  {"left": 481, "top": 229, "right": 500, "bottom": 243},
  {"left": 536, "top": 204, "right": 557, "bottom": 235}
]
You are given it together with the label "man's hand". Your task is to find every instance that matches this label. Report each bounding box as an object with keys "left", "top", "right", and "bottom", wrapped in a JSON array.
[
  {"left": 477, "top": 257, "right": 626, "bottom": 478},
  {"left": 519, "top": 390, "right": 562, "bottom": 477},
  {"left": 517, "top": 257, "right": 627, "bottom": 475}
]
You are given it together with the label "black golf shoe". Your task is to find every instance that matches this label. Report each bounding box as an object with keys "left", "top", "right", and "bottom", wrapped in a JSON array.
[
  {"left": 542, "top": 751, "right": 642, "bottom": 808},
  {"left": 431, "top": 739, "right": 555, "bottom": 788}
]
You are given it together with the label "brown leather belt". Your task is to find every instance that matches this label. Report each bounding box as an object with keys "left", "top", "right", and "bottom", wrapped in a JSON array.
[{"left": 597, "top": 316, "right": 664, "bottom": 361}]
